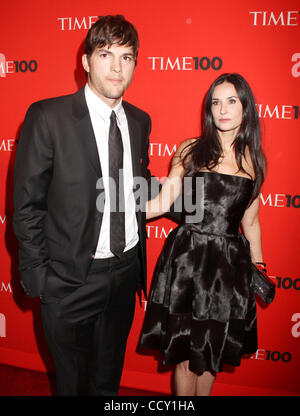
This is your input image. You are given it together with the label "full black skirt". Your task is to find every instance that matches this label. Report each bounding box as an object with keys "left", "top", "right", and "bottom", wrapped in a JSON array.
[{"left": 140, "top": 224, "right": 257, "bottom": 375}]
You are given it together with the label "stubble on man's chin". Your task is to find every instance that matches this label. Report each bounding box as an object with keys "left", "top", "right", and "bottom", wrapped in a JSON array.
[
  {"left": 105, "top": 93, "right": 123, "bottom": 100},
  {"left": 103, "top": 86, "right": 127, "bottom": 101}
]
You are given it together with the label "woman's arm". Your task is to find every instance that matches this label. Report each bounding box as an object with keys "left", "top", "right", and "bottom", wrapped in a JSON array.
[
  {"left": 241, "top": 197, "right": 263, "bottom": 263},
  {"left": 146, "top": 140, "right": 192, "bottom": 219}
]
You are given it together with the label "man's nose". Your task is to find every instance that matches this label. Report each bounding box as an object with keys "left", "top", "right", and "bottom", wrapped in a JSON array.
[{"left": 111, "top": 58, "right": 121, "bottom": 72}]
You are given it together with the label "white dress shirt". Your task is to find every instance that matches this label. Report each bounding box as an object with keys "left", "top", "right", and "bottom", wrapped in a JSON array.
[{"left": 85, "top": 84, "right": 139, "bottom": 258}]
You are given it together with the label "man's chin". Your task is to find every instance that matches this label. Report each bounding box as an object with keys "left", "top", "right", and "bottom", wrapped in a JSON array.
[
  {"left": 106, "top": 94, "right": 123, "bottom": 100},
  {"left": 104, "top": 88, "right": 126, "bottom": 100}
]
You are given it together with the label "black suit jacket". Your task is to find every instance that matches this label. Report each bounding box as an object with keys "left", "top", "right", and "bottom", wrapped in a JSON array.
[{"left": 13, "top": 88, "right": 153, "bottom": 299}]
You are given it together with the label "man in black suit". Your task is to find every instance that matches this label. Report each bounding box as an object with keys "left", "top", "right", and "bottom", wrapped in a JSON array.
[{"left": 13, "top": 15, "right": 157, "bottom": 395}]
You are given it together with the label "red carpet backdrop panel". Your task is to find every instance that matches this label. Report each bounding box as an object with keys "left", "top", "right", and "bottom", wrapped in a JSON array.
[{"left": 0, "top": 0, "right": 299, "bottom": 395}]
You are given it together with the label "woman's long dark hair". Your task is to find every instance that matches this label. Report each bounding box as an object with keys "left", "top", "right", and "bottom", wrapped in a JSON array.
[{"left": 183, "top": 73, "right": 266, "bottom": 204}]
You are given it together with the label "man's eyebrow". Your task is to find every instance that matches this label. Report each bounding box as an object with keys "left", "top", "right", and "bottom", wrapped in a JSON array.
[
  {"left": 95, "top": 48, "right": 135, "bottom": 56},
  {"left": 96, "top": 48, "right": 112, "bottom": 53}
]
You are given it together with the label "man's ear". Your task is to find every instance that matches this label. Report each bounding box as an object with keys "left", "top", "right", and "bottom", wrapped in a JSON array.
[{"left": 82, "top": 54, "right": 90, "bottom": 73}]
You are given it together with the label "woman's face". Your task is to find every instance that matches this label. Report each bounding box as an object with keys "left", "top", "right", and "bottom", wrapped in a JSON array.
[{"left": 211, "top": 82, "right": 243, "bottom": 135}]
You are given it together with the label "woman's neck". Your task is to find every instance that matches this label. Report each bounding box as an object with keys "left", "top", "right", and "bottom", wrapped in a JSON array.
[{"left": 218, "top": 131, "right": 237, "bottom": 154}]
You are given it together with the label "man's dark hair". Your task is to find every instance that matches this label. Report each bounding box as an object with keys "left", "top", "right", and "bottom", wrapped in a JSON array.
[{"left": 85, "top": 15, "right": 139, "bottom": 61}]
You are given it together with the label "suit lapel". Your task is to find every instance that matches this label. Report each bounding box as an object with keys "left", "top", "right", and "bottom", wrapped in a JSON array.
[
  {"left": 123, "top": 101, "right": 141, "bottom": 178},
  {"left": 71, "top": 92, "right": 141, "bottom": 180},
  {"left": 72, "top": 88, "right": 102, "bottom": 177}
]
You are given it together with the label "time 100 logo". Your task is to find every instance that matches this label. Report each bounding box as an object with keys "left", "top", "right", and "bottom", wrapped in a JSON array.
[{"left": 0, "top": 53, "right": 38, "bottom": 77}]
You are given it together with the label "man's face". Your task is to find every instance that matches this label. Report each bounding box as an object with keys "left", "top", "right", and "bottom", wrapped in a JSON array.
[{"left": 82, "top": 43, "right": 136, "bottom": 108}]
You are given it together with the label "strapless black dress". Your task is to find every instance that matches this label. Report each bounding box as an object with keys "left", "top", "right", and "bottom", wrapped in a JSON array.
[{"left": 140, "top": 171, "right": 258, "bottom": 375}]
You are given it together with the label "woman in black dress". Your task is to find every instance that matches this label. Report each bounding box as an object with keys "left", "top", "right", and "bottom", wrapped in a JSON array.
[{"left": 140, "top": 73, "right": 266, "bottom": 395}]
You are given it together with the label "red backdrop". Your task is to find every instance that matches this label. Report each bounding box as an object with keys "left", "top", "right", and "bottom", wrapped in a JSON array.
[{"left": 0, "top": 0, "right": 299, "bottom": 395}]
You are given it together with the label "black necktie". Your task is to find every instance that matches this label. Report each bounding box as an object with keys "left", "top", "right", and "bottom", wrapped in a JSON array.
[{"left": 109, "top": 110, "right": 125, "bottom": 257}]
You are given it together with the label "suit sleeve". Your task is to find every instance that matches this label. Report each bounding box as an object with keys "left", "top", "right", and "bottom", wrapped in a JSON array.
[
  {"left": 13, "top": 102, "right": 53, "bottom": 298},
  {"left": 141, "top": 116, "right": 157, "bottom": 197}
]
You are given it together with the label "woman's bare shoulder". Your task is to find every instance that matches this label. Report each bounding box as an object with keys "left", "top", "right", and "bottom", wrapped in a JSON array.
[
  {"left": 171, "top": 138, "right": 197, "bottom": 169},
  {"left": 176, "top": 137, "right": 197, "bottom": 156}
]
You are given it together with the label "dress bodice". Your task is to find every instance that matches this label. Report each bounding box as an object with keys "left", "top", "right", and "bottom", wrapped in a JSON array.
[{"left": 183, "top": 171, "right": 254, "bottom": 235}]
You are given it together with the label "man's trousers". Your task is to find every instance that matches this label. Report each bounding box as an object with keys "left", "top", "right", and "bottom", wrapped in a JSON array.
[{"left": 41, "top": 245, "right": 139, "bottom": 395}]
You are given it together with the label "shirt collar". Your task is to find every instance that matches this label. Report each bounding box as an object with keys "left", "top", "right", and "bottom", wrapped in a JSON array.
[{"left": 85, "top": 83, "right": 123, "bottom": 122}]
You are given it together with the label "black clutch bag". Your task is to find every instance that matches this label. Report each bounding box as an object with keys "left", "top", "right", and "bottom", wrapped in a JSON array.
[{"left": 251, "top": 263, "right": 276, "bottom": 304}]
